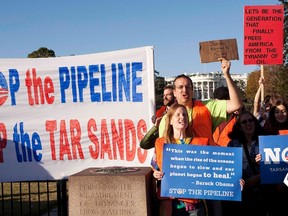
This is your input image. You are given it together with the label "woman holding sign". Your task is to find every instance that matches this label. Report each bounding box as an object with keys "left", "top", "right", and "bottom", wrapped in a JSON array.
[
  {"left": 223, "top": 110, "right": 265, "bottom": 216},
  {"left": 262, "top": 99, "right": 288, "bottom": 216},
  {"left": 151, "top": 103, "right": 209, "bottom": 216}
]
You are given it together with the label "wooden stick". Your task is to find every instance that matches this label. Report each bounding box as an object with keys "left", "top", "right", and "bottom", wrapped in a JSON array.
[{"left": 260, "top": 65, "right": 264, "bottom": 104}]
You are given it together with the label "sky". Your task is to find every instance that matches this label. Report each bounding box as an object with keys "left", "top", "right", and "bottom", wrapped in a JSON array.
[{"left": 0, "top": 0, "right": 281, "bottom": 77}]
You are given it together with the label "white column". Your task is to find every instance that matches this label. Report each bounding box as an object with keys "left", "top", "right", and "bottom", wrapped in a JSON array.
[
  {"left": 207, "top": 81, "right": 210, "bottom": 99},
  {"left": 213, "top": 81, "right": 215, "bottom": 97},
  {"left": 195, "top": 82, "right": 198, "bottom": 99},
  {"left": 201, "top": 81, "right": 204, "bottom": 100}
]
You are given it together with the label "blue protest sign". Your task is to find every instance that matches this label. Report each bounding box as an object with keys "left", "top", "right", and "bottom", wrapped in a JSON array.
[
  {"left": 161, "top": 144, "right": 242, "bottom": 201},
  {"left": 259, "top": 135, "right": 288, "bottom": 184}
]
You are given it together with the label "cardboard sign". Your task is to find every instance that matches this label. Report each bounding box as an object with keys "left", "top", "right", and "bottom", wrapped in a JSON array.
[
  {"left": 244, "top": 5, "right": 284, "bottom": 65},
  {"left": 199, "top": 38, "right": 239, "bottom": 63}
]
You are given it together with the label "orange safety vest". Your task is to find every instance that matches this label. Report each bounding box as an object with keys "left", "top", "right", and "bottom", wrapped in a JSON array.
[
  {"left": 279, "top": 130, "right": 288, "bottom": 135},
  {"left": 153, "top": 136, "right": 209, "bottom": 203},
  {"left": 190, "top": 100, "right": 217, "bottom": 146},
  {"left": 213, "top": 113, "right": 237, "bottom": 147}
]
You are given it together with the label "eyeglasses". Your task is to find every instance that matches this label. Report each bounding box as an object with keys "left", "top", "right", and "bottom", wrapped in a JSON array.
[
  {"left": 240, "top": 118, "right": 253, "bottom": 124},
  {"left": 176, "top": 85, "right": 192, "bottom": 90}
]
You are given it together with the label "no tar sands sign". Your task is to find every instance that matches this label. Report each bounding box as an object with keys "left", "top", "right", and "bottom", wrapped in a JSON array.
[
  {"left": 161, "top": 144, "right": 242, "bottom": 201},
  {"left": 259, "top": 135, "right": 288, "bottom": 184}
]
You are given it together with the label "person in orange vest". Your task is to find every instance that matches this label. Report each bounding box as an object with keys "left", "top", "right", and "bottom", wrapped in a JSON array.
[
  {"left": 151, "top": 103, "right": 209, "bottom": 216},
  {"left": 158, "top": 74, "right": 216, "bottom": 145},
  {"left": 152, "top": 103, "right": 245, "bottom": 216},
  {"left": 141, "top": 58, "right": 243, "bottom": 149},
  {"left": 158, "top": 58, "right": 243, "bottom": 146}
]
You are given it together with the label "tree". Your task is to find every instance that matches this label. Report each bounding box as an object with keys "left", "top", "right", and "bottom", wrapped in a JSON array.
[
  {"left": 234, "top": 79, "right": 246, "bottom": 101},
  {"left": 154, "top": 70, "right": 166, "bottom": 109},
  {"left": 245, "top": 65, "right": 288, "bottom": 102},
  {"left": 279, "top": 0, "right": 288, "bottom": 65},
  {"left": 245, "top": 70, "right": 260, "bottom": 102},
  {"left": 28, "top": 47, "right": 56, "bottom": 58},
  {"left": 270, "top": 65, "right": 288, "bottom": 100}
]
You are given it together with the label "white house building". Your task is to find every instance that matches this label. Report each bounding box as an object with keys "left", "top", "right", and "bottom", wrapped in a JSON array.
[{"left": 165, "top": 72, "right": 248, "bottom": 101}]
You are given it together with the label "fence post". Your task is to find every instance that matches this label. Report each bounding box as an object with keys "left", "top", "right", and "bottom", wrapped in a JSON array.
[{"left": 57, "top": 180, "right": 68, "bottom": 216}]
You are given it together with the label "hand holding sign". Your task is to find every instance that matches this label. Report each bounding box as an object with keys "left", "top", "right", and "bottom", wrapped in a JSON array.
[{"left": 218, "top": 57, "right": 231, "bottom": 75}]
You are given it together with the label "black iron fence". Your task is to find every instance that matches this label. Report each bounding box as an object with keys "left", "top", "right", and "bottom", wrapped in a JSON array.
[{"left": 0, "top": 180, "right": 68, "bottom": 216}]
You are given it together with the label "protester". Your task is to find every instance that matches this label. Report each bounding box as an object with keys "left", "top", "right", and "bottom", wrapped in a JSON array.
[
  {"left": 222, "top": 110, "right": 266, "bottom": 216},
  {"left": 140, "top": 85, "right": 175, "bottom": 149},
  {"left": 261, "top": 99, "right": 288, "bottom": 216},
  {"left": 142, "top": 58, "right": 243, "bottom": 216},
  {"left": 151, "top": 85, "right": 175, "bottom": 124},
  {"left": 263, "top": 99, "right": 288, "bottom": 135},
  {"left": 253, "top": 77, "right": 271, "bottom": 126},
  {"left": 212, "top": 86, "right": 230, "bottom": 100},
  {"left": 151, "top": 103, "right": 209, "bottom": 216},
  {"left": 203, "top": 58, "right": 243, "bottom": 133},
  {"left": 212, "top": 86, "right": 239, "bottom": 147}
]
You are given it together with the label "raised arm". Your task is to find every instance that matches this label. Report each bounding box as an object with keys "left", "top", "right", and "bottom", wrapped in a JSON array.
[
  {"left": 218, "top": 58, "right": 243, "bottom": 114},
  {"left": 253, "top": 77, "right": 264, "bottom": 118}
]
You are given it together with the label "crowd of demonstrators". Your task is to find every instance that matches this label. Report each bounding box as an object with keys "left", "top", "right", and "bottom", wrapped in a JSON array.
[
  {"left": 225, "top": 91, "right": 288, "bottom": 216},
  {"left": 200, "top": 58, "right": 243, "bottom": 216},
  {"left": 151, "top": 103, "right": 209, "bottom": 216},
  {"left": 142, "top": 62, "right": 288, "bottom": 215},
  {"left": 141, "top": 58, "right": 244, "bottom": 216},
  {"left": 219, "top": 95, "right": 288, "bottom": 216},
  {"left": 157, "top": 58, "right": 243, "bottom": 146},
  {"left": 222, "top": 110, "right": 266, "bottom": 216}
]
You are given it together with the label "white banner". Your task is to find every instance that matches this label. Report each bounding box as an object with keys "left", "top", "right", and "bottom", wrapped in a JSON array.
[{"left": 0, "top": 46, "right": 155, "bottom": 182}]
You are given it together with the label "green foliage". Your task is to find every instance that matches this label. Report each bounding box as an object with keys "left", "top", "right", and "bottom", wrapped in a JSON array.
[
  {"left": 28, "top": 47, "right": 56, "bottom": 58},
  {"left": 154, "top": 70, "right": 166, "bottom": 109},
  {"left": 245, "top": 65, "right": 288, "bottom": 102},
  {"left": 245, "top": 70, "right": 260, "bottom": 102},
  {"left": 280, "top": 0, "right": 288, "bottom": 64},
  {"left": 270, "top": 65, "right": 288, "bottom": 100}
]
